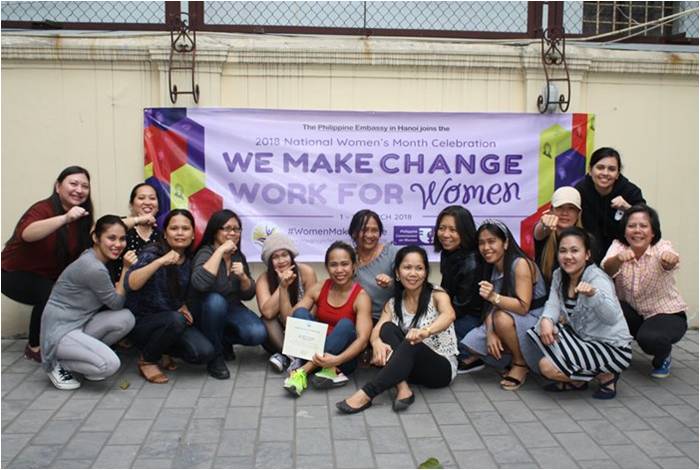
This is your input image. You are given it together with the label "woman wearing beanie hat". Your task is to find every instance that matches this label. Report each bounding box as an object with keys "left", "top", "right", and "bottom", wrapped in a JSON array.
[
  {"left": 533, "top": 186, "right": 583, "bottom": 286},
  {"left": 256, "top": 232, "right": 317, "bottom": 373}
]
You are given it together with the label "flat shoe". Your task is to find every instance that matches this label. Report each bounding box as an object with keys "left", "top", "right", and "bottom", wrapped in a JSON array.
[
  {"left": 392, "top": 393, "right": 415, "bottom": 412},
  {"left": 336, "top": 399, "right": 372, "bottom": 414},
  {"left": 24, "top": 344, "right": 41, "bottom": 363},
  {"left": 544, "top": 381, "right": 588, "bottom": 392}
]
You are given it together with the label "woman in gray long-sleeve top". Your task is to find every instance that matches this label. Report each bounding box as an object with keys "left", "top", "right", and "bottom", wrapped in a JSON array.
[
  {"left": 190, "top": 209, "right": 267, "bottom": 380},
  {"left": 527, "top": 227, "right": 633, "bottom": 400},
  {"left": 41, "top": 215, "right": 136, "bottom": 390}
]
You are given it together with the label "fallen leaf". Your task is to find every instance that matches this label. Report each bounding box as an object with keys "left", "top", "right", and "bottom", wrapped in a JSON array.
[{"left": 418, "top": 457, "right": 442, "bottom": 469}]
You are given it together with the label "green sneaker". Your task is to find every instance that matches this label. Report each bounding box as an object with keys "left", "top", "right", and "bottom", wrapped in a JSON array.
[
  {"left": 284, "top": 369, "right": 308, "bottom": 397},
  {"left": 310, "top": 367, "right": 350, "bottom": 389}
]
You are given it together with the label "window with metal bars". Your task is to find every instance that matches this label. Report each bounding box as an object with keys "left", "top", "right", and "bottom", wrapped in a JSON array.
[{"left": 565, "top": 1, "right": 698, "bottom": 40}]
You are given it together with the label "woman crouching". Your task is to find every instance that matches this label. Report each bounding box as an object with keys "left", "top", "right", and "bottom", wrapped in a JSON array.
[
  {"left": 336, "top": 245, "right": 458, "bottom": 413},
  {"left": 41, "top": 215, "right": 135, "bottom": 389},
  {"left": 527, "top": 227, "right": 633, "bottom": 399}
]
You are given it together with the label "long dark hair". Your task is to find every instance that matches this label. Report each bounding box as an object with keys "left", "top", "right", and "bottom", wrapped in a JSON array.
[
  {"left": 266, "top": 250, "right": 301, "bottom": 305},
  {"left": 392, "top": 246, "right": 434, "bottom": 328},
  {"left": 348, "top": 209, "right": 383, "bottom": 245},
  {"left": 50, "top": 166, "right": 94, "bottom": 268},
  {"left": 557, "top": 227, "right": 594, "bottom": 300},
  {"left": 155, "top": 209, "right": 196, "bottom": 301},
  {"left": 199, "top": 209, "right": 243, "bottom": 252},
  {"left": 433, "top": 205, "right": 477, "bottom": 252},
  {"left": 618, "top": 204, "right": 662, "bottom": 247},
  {"left": 92, "top": 215, "right": 127, "bottom": 244},
  {"left": 477, "top": 220, "right": 537, "bottom": 303}
]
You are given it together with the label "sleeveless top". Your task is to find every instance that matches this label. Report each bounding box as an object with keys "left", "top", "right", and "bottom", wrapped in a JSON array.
[
  {"left": 316, "top": 279, "right": 363, "bottom": 334},
  {"left": 387, "top": 288, "right": 459, "bottom": 379},
  {"left": 491, "top": 257, "right": 548, "bottom": 317}
]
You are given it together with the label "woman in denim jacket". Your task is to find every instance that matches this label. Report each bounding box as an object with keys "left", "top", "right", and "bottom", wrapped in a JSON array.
[{"left": 527, "top": 227, "right": 632, "bottom": 399}]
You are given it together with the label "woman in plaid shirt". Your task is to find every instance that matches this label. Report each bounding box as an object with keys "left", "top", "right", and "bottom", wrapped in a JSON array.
[{"left": 602, "top": 204, "right": 688, "bottom": 379}]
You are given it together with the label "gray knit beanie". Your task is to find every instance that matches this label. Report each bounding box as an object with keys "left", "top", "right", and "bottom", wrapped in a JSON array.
[{"left": 261, "top": 232, "right": 299, "bottom": 265}]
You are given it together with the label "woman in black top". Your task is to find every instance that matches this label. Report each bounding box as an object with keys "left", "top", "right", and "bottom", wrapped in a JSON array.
[
  {"left": 433, "top": 205, "right": 483, "bottom": 372},
  {"left": 575, "top": 147, "right": 645, "bottom": 263}
]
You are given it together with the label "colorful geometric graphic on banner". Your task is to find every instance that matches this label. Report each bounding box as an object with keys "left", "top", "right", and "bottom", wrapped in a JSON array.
[
  {"left": 144, "top": 108, "right": 222, "bottom": 244},
  {"left": 144, "top": 109, "right": 594, "bottom": 261}
]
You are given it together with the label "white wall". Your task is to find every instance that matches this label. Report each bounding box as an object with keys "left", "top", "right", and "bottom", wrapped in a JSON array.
[{"left": 1, "top": 32, "right": 697, "bottom": 336}]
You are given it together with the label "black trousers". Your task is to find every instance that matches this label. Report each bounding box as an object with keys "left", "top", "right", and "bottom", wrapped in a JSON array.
[
  {"left": 621, "top": 301, "right": 687, "bottom": 368},
  {"left": 362, "top": 322, "right": 452, "bottom": 399},
  {"left": 1, "top": 270, "right": 54, "bottom": 347},
  {"left": 130, "top": 311, "right": 215, "bottom": 364}
]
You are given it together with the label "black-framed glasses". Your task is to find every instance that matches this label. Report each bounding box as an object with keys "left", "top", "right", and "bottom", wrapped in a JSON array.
[{"left": 220, "top": 226, "right": 242, "bottom": 234}]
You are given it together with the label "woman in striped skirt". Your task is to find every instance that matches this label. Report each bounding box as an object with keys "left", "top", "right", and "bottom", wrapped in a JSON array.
[{"left": 527, "top": 227, "right": 633, "bottom": 399}]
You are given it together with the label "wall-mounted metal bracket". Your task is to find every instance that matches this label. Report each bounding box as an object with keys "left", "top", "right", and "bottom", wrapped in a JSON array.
[
  {"left": 168, "top": 13, "right": 199, "bottom": 104},
  {"left": 537, "top": 27, "right": 570, "bottom": 113}
]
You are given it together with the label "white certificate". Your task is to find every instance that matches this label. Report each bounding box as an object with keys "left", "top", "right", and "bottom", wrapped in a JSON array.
[{"left": 282, "top": 317, "right": 328, "bottom": 361}]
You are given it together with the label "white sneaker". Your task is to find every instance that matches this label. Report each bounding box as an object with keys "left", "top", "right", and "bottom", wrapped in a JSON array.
[
  {"left": 48, "top": 363, "right": 81, "bottom": 390},
  {"left": 286, "top": 357, "right": 304, "bottom": 374},
  {"left": 269, "top": 353, "right": 290, "bottom": 373}
]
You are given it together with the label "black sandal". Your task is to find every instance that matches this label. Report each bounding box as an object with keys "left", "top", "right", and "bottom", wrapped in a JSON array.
[
  {"left": 500, "top": 362, "right": 528, "bottom": 391},
  {"left": 544, "top": 381, "right": 588, "bottom": 392},
  {"left": 593, "top": 373, "right": 619, "bottom": 400}
]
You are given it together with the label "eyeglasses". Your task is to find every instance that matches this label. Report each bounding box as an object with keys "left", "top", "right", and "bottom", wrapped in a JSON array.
[{"left": 220, "top": 226, "right": 242, "bottom": 234}]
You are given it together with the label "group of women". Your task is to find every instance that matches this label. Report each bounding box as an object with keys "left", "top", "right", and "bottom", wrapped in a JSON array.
[{"left": 1, "top": 147, "right": 689, "bottom": 412}]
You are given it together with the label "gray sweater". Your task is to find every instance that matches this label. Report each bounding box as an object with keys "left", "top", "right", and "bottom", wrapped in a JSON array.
[
  {"left": 190, "top": 244, "right": 256, "bottom": 304},
  {"left": 355, "top": 242, "right": 398, "bottom": 319},
  {"left": 536, "top": 264, "right": 632, "bottom": 348},
  {"left": 40, "top": 249, "right": 128, "bottom": 371}
]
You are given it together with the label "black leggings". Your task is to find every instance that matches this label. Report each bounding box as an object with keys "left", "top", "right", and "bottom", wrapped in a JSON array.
[
  {"left": 362, "top": 322, "right": 452, "bottom": 399},
  {"left": 621, "top": 302, "right": 687, "bottom": 368},
  {"left": 1, "top": 270, "right": 54, "bottom": 347}
]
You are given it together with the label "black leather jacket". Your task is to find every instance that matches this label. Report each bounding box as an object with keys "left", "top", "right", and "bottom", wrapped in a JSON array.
[{"left": 439, "top": 248, "right": 483, "bottom": 318}]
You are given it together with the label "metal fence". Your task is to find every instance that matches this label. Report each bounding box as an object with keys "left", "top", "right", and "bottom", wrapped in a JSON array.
[
  {"left": 1, "top": 1, "right": 697, "bottom": 43},
  {"left": 1, "top": 1, "right": 178, "bottom": 30}
]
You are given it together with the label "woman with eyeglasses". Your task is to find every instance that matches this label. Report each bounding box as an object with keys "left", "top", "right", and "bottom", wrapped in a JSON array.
[{"left": 190, "top": 209, "right": 267, "bottom": 379}]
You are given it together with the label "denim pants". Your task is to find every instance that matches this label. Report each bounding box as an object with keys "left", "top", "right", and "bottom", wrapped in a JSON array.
[
  {"left": 130, "top": 311, "right": 215, "bottom": 364},
  {"left": 292, "top": 307, "right": 358, "bottom": 375},
  {"left": 194, "top": 292, "right": 268, "bottom": 357},
  {"left": 453, "top": 314, "right": 482, "bottom": 360}
]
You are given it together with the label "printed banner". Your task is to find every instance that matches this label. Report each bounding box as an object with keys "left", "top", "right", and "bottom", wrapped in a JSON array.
[{"left": 144, "top": 109, "right": 594, "bottom": 261}]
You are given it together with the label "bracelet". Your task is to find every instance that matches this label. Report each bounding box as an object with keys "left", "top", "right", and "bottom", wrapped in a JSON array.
[
  {"left": 422, "top": 325, "right": 433, "bottom": 336},
  {"left": 492, "top": 294, "right": 501, "bottom": 306}
]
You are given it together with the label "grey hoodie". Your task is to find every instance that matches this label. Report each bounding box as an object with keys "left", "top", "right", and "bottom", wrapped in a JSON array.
[{"left": 536, "top": 264, "right": 632, "bottom": 348}]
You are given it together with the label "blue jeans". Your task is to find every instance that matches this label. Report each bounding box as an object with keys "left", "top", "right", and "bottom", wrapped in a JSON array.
[
  {"left": 292, "top": 307, "right": 358, "bottom": 375},
  {"left": 194, "top": 293, "right": 268, "bottom": 356},
  {"left": 454, "top": 314, "right": 482, "bottom": 360}
]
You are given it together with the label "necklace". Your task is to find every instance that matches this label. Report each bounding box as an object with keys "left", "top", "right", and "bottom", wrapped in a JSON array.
[
  {"left": 135, "top": 224, "right": 152, "bottom": 241},
  {"left": 357, "top": 244, "right": 381, "bottom": 266}
]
